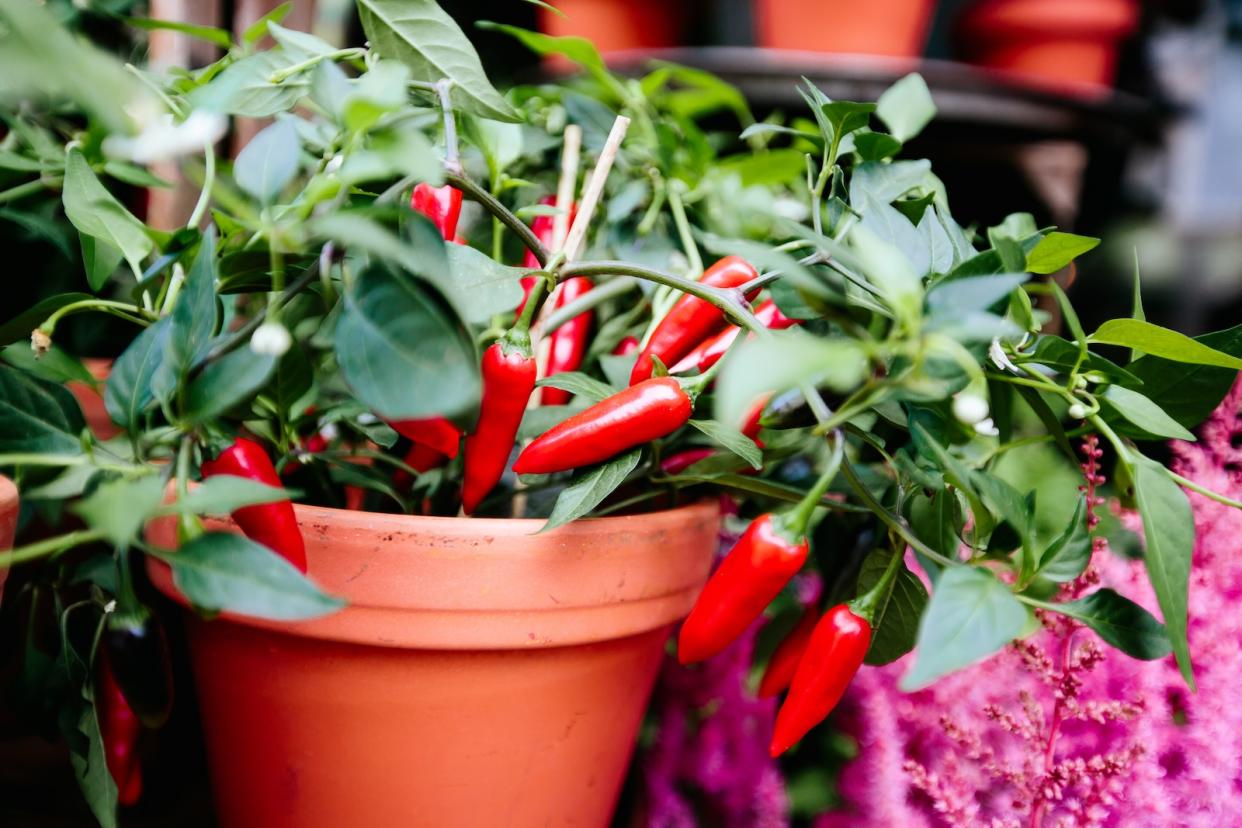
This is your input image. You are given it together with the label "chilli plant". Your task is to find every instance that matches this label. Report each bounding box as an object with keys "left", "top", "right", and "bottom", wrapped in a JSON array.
[{"left": 1, "top": 0, "right": 1241, "bottom": 823}]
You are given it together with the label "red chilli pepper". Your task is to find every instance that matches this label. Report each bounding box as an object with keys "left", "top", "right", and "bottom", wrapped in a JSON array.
[
  {"left": 769, "top": 604, "right": 871, "bottom": 757},
  {"left": 757, "top": 606, "right": 819, "bottom": 698},
  {"left": 518, "top": 197, "right": 577, "bottom": 315},
  {"left": 677, "top": 513, "right": 808, "bottom": 665},
  {"left": 740, "top": 393, "right": 771, "bottom": 447},
  {"left": 201, "top": 437, "right": 307, "bottom": 572},
  {"left": 411, "top": 182, "right": 462, "bottom": 240},
  {"left": 461, "top": 341, "right": 537, "bottom": 513},
  {"left": 513, "top": 377, "right": 693, "bottom": 475},
  {"left": 671, "top": 299, "right": 797, "bottom": 374},
  {"left": 630, "top": 255, "right": 758, "bottom": 385},
  {"left": 98, "top": 647, "right": 143, "bottom": 806},
  {"left": 389, "top": 417, "right": 462, "bottom": 459},
  {"left": 540, "top": 275, "right": 594, "bottom": 405},
  {"left": 613, "top": 336, "right": 640, "bottom": 356},
  {"left": 660, "top": 447, "right": 716, "bottom": 476}
]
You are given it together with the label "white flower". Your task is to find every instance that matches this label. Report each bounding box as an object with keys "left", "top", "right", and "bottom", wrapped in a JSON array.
[
  {"left": 1068, "top": 403, "right": 1087, "bottom": 420},
  {"left": 319, "top": 422, "right": 340, "bottom": 442},
  {"left": 103, "top": 110, "right": 227, "bottom": 164},
  {"left": 250, "top": 321, "right": 292, "bottom": 356},
  {"left": 952, "top": 392, "right": 989, "bottom": 426},
  {"left": 974, "top": 417, "right": 1000, "bottom": 437},
  {"left": 988, "top": 338, "right": 1020, "bottom": 374}
]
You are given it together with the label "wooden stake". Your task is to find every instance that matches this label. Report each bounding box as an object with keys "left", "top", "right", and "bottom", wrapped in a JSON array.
[{"left": 563, "top": 115, "right": 630, "bottom": 263}]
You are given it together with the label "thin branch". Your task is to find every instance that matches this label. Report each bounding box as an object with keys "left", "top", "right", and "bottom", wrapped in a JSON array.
[
  {"left": 445, "top": 171, "right": 548, "bottom": 266},
  {"left": 541, "top": 276, "right": 638, "bottom": 334}
]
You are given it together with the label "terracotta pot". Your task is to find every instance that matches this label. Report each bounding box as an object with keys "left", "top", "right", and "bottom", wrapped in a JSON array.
[
  {"left": 66, "top": 358, "right": 119, "bottom": 440},
  {"left": 538, "top": 0, "right": 683, "bottom": 55},
  {"left": 957, "top": 0, "right": 1139, "bottom": 92},
  {"left": 0, "top": 476, "right": 16, "bottom": 597},
  {"left": 755, "top": 0, "right": 938, "bottom": 58},
  {"left": 147, "top": 500, "right": 718, "bottom": 827}
]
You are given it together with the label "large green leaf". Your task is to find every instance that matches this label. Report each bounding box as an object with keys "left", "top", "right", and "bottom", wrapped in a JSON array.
[
  {"left": 233, "top": 119, "right": 300, "bottom": 203},
  {"left": 858, "top": 549, "right": 929, "bottom": 665},
  {"left": 62, "top": 150, "right": 153, "bottom": 289},
  {"left": 184, "top": 348, "right": 277, "bottom": 423},
  {"left": 160, "top": 532, "right": 344, "bottom": 620},
  {"left": 442, "top": 242, "right": 528, "bottom": 324},
  {"left": 1091, "top": 319, "right": 1242, "bottom": 369},
  {"left": 170, "top": 475, "right": 293, "bottom": 516},
  {"left": 1035, "top": 495, "right": 1091, "bottom": 583},
  {"left": 357, "top": 0, "right": 518, "bottom": 122},
  {"left": 1054, "top": 589, "right": 1171, "bottom": 660},
  {"left": 901, "top": 565, "right": 1029, "bottom": 690},
  {"left": 1025, "top": 231, "right": 1100, "bottom": 274},
  {"left": 0, "top": 364, "right": 85, "bottom": 453},
  {"left": 687, "top": 418, "right": 763, "bottom": 470},
  {"left": 1101, "top": 385, "right": 1196, "bottom": 442},
  {"left": 541, "top": 449, "right": 641, "bottom": 532},
  {"left": 104, "top": 317, "right": 170, "bottom": 430},
  {"left": 875, "top": 73, "right": 935, "bottom": 142},
  {"left": 188, "top": 51, "right": 309, "bottom": 117},
  {"left": 72, "top": 476, "right": 165, "bottom": 546},
  {"left": 334, "top": 262, "right": 479, "bottom": 421},
  {"left": 1131, "top": 456, "right": 1195, "bottom": 687},
  {"left": 155, "top": 230, "right": 218, "bottom": 401},
  {"left": 1124, "top": 323, "right": 1242, "bottom": 428}
]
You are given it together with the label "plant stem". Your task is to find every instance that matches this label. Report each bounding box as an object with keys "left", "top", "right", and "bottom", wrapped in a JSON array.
[
  {"left": 541, "top": 276, "right": 637, "bottom": 334},
  {"left": 666, "top": 182, "right": 703, "bottom": 276},
  {"left": 785, "top": 431, "right": 845, "bottom": 536},
  {"left": 445, "top": 170, "right": 547, "bottom": 266},
  {"left": 0, "top": 528, "right": 106, "bottom": 568},
  {"left": 268, "top": 48, "right": 365, "bottom": 84},
  {"left": 186, "top": 139, "right": 215, "bottom": 229},
  {"left": 561, "top": 261, "right": 763, "bottom": 332},
  {"left": 203, "top": 255, "right": 320, "bottom": 363},
  {"left": 851, "top": 540, "right": 905, "bottom": 623},
  {"left": 840, "top": 457, "right": 957, "bottom": 567},
  {"left": 434, "top": 79, "right": 461, "bottom": 173},
  {"left": 0, "top": 178, "right": 52, "bottom": 204},
  {"left": 1168, "top": 470, "right": 1242, "bottom": 510},
  {"left": 39, "top": 299, "right": 158, "bottom": 334}
]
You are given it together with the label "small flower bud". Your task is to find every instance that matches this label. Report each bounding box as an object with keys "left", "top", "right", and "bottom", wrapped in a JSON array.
[
  {"left": 250, "top": 321, "right": 292, "bottom": 356},
  {"left": 31, "top": 328, "right": 51, "bottom": 356},
  {"left": 1068, "top": 403, "right": 1087, "bottom": 420},
  {"left": 952, "top": 393, "right": 989, "bottom": 426},
  {"left": 974, "top": 417, "right": 1000, "bottom": 437}
]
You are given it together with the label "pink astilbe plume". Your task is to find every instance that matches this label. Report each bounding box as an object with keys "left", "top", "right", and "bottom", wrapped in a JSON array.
[{"left": 817, "top": 377, "right": 1242, "bottom": 826}]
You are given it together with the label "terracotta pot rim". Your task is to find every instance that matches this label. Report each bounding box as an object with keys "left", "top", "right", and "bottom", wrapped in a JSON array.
[{"left": 147, "top": 498, "right": 720, "bottom": 650}]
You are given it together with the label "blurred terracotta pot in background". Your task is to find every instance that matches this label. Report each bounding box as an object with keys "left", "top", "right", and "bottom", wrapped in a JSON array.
[
  {"left": 754, "top": 0, "right": 938, "bottom": 58},
  {"left": 957, "top": 0, "right": 1140, "bottom": 92},
  {"left": 66, "top": 358, "right": 119, "bottom": 440},
  {"left": 147, "top": 500, "right": 718, "bottom": 828},
  {"left": 539, "top": 0, "right": 685, "bottom": 55}
]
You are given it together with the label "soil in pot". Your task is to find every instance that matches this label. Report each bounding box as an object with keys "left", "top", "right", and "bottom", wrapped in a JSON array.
[
  {"left": 754, "top": 0, "right": 938, "bottom": 58},
  {"left": 147, "top": 500, "right": 719, "bottom": 828}
]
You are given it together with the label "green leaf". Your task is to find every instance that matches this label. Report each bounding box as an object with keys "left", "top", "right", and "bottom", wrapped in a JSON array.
[
  {"left": 1025, "top": 231, "right": 1100, "bottom": 274},
  {"left": 859, "top": 549, "right": 929, "bottom": 665},
  {"left": 907, "top": 490, "right": 960, "bottom": 580},
  {"left": 442, "top": 242, "right": 527, "bottom": 324},
  {"left": 62, "top": 150, "right": 153, "bottom": 290},
  {"left": 1036, "top": 495, "right": 1091, "bottom": 582},
  {"left": 927, "top": 273, "right": 1028, "bottom": 313},
  {"left": 850, "top": 221, "right": 924, "bottom": 323},
  {"left": 342, "top": 60, "right": 412, "bottom": 131},
  {"left": 853, "top": 131, "right": 902, "bottom": 161},
  {"left": 266, "top": 21, "right": 336, "bottom": 57},
  {"left": 243, "top": 2, "right": 291, "bottom": 43},
  {"left": 1090, "top": 319, "right": 1242, "bottom": 369},
  {"left": 901, "top": 566, "right": 1030, "bottom": 690},
  {"left": 184, "top": 348, "right": 277, "bottom": 423},
  {"left": 875, "top": 73, "right": 936, "bottom": 142},
  {"left": 104, "top": 317, "right": 170, "bottom": 430},
  {"left": 1017, "top": 335, "right": 1142, "bottom": 385},
  {"left": 1123, "top": 324, "right": 1242, "bottom": 428},
  {"left": 738, "top": 123, "right": 819, "bottom": 143},
  {"left": 1054, "top": 589, "right": 1171, "bottom": 660},
  {"left": 0, "top": 293, "right": 93, "bottom": 346},
  {"left": 358, "top": 0, "right": 519, "bottom": 122},
  {"left": 687, "top": 419, "right": 763, "bottom": 470},
  {"left": 72, "top": 476, "right": 165, "bottom": 546},
  {"left": 716, "top": 330, "right": 867, "bottom": 429},
  {"left": 173, "top": 475, "right": 294, "bottom": 516},
  {"left": 1131, "top": 455, "right": 1194, "bottom": 687},
  {"left": 335, "top": 262, "right": 480, "bottom": 422},
  {"left": 70, "top": 699, "right": 117, "bottom": 828},
  {"left": 541, "top": 449, "right": 641, "bottom": 532},
  {"left": 475, "top": 21, "right": 621, "bottom": 98},
  {"left": 0, "top": 364, "right": 85, "bottom": 453},
  {"left": 1, "top": 342, "right": 93, "bottom": 385},
  {"left": 127, "top": 17, "right": 232, "bottom": 48},
  {"left": 849, "top": 159, "right": 931, "bottom": 205},
  {"left": 103, "top": 161, "right": 173, "bottom": 189},
  {"left": 156, "top": 230, "right": 218, "bottom": 400},
  {"left": 1101, "top": 385, "right": 1196, "bottom": 442},
  {"left": 821, "top": 101, "right": 875, "bottom": 148},
  {"left": 162, "top": 532, "right": 344, "bottom": 620},
  {"left": 188, "top": 52, "right": 309, "bottom": 117},
  {"left": 536, "top": 371, "right": 613, "bottom": 403},
  {"left": 233, "top": 119, "right": 300, "bottom": 203}
]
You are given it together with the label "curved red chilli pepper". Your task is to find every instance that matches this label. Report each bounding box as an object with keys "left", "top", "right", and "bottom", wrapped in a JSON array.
[
  {"left": 540, "top": 275, "right": 594, "bottom": 405},
  {"left": 201, "top": 438, "right": 307, "bottom": 572},
  {"left": 671, "top": 299, "right": 797, "bottom": 374},
  {"left": 513, "top": 377, "right": 693, "bottom": 475},
  {"left": 630, "top": 256, "right": 759, "bottom": 385},
  {"left": 411, "top": 182, "right": 462, "bottom": 240},
  {"left": 769, "top": 604, "right": 871, "bottom": 756},
  {"left": 98, "top": 647, "right": 143, "bottom": 806},
  {"left": 678, "top": 512, "right": 808, "bottom": 665},
  {"left": 389, "top": 417, "right": 462, "bottom": 459},
  {"left": 614, "top": 336, "right": 640, "bottom": 356},
  {"left": 461, "top": 342, "right": 537, "bottom": 513},
  {"left": 519, "top": 197, "right": 577, "bottom": 315},
  {"left": 740, "top": 393, "right": 771, "bottom": 448},
  {"left": 660, "top": 447, "right": 716, "bottom": 475},
  {"left": 757, "top": 606, "right": 819, "bottom": 698}
]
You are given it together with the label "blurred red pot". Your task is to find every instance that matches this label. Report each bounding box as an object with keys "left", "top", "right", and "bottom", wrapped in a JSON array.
[
  {"left": 539, "top": 0, "right": 684, "bottom": 56},
  {"left": 754, "top": 0, "right": 938, "bottom": 58},
  {"left": 957, "top": 0, "right": 1140, "bottom": 93}
]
